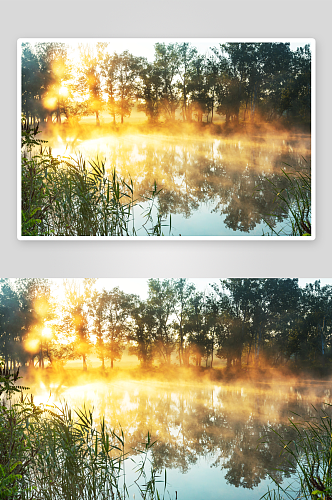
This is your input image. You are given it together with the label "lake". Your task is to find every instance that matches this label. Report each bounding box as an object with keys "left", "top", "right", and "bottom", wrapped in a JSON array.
[
  {"left": 27, "top": 371, "right": 329, "bottom": 499},
  {"left": 44, "top": 129, "right": 311, "bottom": 236}
]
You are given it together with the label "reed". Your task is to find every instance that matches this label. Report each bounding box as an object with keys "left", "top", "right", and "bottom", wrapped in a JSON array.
[
  {"left": 261, "top": 405, "right": 332, "bottom": 499},
  {"left": 21, "top": 126, "right": 169, "bottom": 237},
  {"left": 261, "top": 159, "right": 311, "bottom": 236},
  {"left": 0, "top": 367, "right": 168, "bottom": 500}
]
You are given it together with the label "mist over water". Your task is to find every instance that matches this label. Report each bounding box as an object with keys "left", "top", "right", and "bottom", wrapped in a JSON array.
[
  {"left": 25, "top": 369, "right": 329, "bottom": 499},
  {"left": 44, "top": 126, "right": 311, "bottom": 236}
]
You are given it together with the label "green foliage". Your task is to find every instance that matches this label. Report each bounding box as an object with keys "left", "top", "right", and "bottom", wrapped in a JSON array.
[
  {"left": 0, "top": 365, "right": 168, "bottom": 500},
  {"left": 260, "top": 160, "right": 311, "bottom": 236},
  {"left": 21, "top": 41, "right": 311, "bottom": 127},
  {"left": 0, "top": 462, "right": 22, "bottom": 500},
  {"left": 2, "top": 278, "right": 332, "bottom": 374},
  {"left": 261, "top": 405, "right": 332, "bottom": 500},
  {"left": 0, "top": 366, "right": 33, "bottom": 500},
  {"left": 21, "top": 131, "right": 169, "bottom": 237}
]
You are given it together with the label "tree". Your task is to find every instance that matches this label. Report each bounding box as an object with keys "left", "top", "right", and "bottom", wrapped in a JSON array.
[
  {"left": 173, "top": 279, "right": 195, "bottom": 366},
  {"left": 137, "top": 59, "right": 163, "bottom": 122},
  {"left": 262, "top": 278, "right": 300, "bottom": 364},
  {"left": 35, "top": 42, "right": 70, "bottom": 124},
  {"left": 212, "top": 43, "right": 246, "bottom": 124},
  {"left": 21, "top": 43, "right": 41, "bottom": 126},
  {"left": 76, "top": 43, "right": 106, "bottom": 125},
  {"left": 63, "top": 279, "right": 96, "bottom": 370},
  {"left": 128, "top": 299, "right": 156, "bottom": 367},
  {"left": 101, "top": 52, "right": 120, "bottom": 124},
  {"left": 116, "top": 51, "right": 140, "bottom": 124},
  {"left": 212, "top": 279, "right": 268, "bottom": 368},
  {"left": 186, "top": 291, "right": 209, "bottom": 366},
  {"left": 154, "top": 43, "right": 180, "bottom": 121},
  {"left": 15, "top": 278, "right": 53, "bottom": 369},
  {"left": 176, "top": 43, "right": 198, "bottom": 121},
  {"left": 147, "top": 279, "right": 176, "bottom": 364},
  {"left": 278, "top": 45, "right": 311, "bottom": 124},
  {"left": 91, "top": 289, "right": 108, "bottom": 370},
  {"left": 205, "top": 292, "right": 222, "bottom": 367},
  {"left": 188, "top": 55, "right": 209, "bottom": 122},
  {"left": 298, "top": 281, "right": 332, "bottom": 365},
  {"left": 0, "top": 280, "right": 21, "bottom": 370},
  {"left": 100, "top": 287, "right": 134, "bottom": 368}
]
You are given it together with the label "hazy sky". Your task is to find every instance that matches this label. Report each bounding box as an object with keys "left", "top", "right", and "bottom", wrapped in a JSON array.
[
  {"left": 25, "top": 38, "right": 311, "bottom": 64},
  {"left": 81, "top": 277, "right": 332, "bottom": 300}
]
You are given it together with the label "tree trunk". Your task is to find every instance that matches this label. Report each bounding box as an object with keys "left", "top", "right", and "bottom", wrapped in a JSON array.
[
  {"left": 251, "top": 83, "right": 258, "bottom": 122},
  {"left": 183, "top": 82, "right": 187, "bottom": 121},
  {"left": 57, "top": 103, "right": 61, "bottom": 124},
  {"left": 247, "top": 344, "right": 251, "bottom": 365},
  {"left": 255, "top": 325, "right": 262, "bottom": 365},
  {"left": 179, "top": 324, "right": 183, "bottom": 366},
  {"left": 82, "top": 354, "right": 87, "bottom": 371}
]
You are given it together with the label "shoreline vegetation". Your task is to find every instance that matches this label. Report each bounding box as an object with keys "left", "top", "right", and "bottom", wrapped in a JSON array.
[
  {"left": 260, "top": 404, "right": 332, "bottom": 500},
  {"left": 0, "top": 366, "right": 167, "bottom": 500},
  {"left": 21, "top": 41, "right": 311, "bottom": 131},
  {"left": 21, "top": 124, "right": 171, "bottom": 237},
  {"left": 1, "top": 278, "right": 329, "bottom": 376}
]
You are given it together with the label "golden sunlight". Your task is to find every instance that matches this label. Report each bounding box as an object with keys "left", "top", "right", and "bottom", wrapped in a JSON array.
[
  {"left": 34, "top": 296, "right": 49, "bottom": 316},
  {"left": 59, "top": 85, "right": 69, "bottom": 97},
  {"left": 43, "top": 97, "right": 57, "bottom": 110},
  {"left": 42, "top": 326, "right": 52, "bottom": 338},
  {"left": 25, "top": 338, "right": 39, "bottom": 353}
]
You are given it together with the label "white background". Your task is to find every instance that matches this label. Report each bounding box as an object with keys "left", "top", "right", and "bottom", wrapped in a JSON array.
[{"left": 1, "top": 0, "right": 331, "bottom": 279}]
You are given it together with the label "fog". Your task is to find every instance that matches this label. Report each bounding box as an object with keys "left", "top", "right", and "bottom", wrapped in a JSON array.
[
  {"left": 20, "top": 365, "right": 330, "bottom": 498},
  {"left": 38, "top": 121, "right": 311, "bottom": 236}
]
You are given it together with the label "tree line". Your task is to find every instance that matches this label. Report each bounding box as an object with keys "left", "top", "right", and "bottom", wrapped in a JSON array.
[
  {"left": 21, "top": 41, "right": 311, "bottom": 128},
  {"left": 0, "top": 278, "right": 330, "bottom": 372}
]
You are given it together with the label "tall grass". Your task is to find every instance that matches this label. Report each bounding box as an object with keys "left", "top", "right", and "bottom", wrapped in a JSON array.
[
  {"left": 21, "top": 125, "right": 169, "bottom": 237},
  {"left": 261, "top": 159, "right": 311, "bottom": 236},
  {"left": 0, "top": 367, "right": 168, "bottom": 500},
  {"left": 261, "top": 405, "right": 332, "bottom": 500}
]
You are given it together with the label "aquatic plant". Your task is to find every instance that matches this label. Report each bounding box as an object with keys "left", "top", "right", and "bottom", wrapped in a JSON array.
[
  {"left": 0, "top": 366, "right": 168, "bottom": 500},
  {"left": 261, "top": 404, "right": 332, "bottom": 499},
  {"left": 21, "top": 126, "right": 170, "bottom": 237},
  {"left": 261, "top": 159, "right": 311, "bottom": 236}
]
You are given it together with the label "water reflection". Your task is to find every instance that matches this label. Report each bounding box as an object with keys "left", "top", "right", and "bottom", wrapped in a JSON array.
[
  {"left": 47, "top": 132, "right": 311, "bottom": 236},
  {"left": 29, "top": 375, "right": 329, "bottom": 497}
]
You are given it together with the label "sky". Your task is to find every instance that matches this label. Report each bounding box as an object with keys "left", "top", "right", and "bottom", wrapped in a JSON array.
[
  {"left": 70, "top": 277, "right": 332, "bottom": 300},
  {"left": 25, "top": 38, "right": 311, "bottom": 64}
]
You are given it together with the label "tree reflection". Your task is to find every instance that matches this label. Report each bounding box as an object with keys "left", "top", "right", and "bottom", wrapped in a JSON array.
[
  {"left": 37, "top": 378, "right": 327, "bottom": 490},
  {"left": 59, "top": 133, "right": 310, "bottom": 234}
]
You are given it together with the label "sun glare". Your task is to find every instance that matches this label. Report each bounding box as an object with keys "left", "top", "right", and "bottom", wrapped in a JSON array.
[
  {"left": 59, "top": 85, "right": 69, "bottom": 97},
  {"left": 25, "top": 338, "right": 39, "bottom": 353},
  {"left": 42, "top": 327, "right": 52, "bottom": 338}
]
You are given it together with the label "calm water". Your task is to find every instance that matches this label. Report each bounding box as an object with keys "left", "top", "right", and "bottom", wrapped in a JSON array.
[
  {"left": 29, "top": 375, "right": 330, "bottom": 499},
  {"left": 46, "top": 131, "right": 311, "bottom": 236}
]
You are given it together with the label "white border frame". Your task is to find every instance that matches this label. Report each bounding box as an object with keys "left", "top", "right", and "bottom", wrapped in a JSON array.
[{"left": 17, "top": 37, "right": 316, "bottom": 241}]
